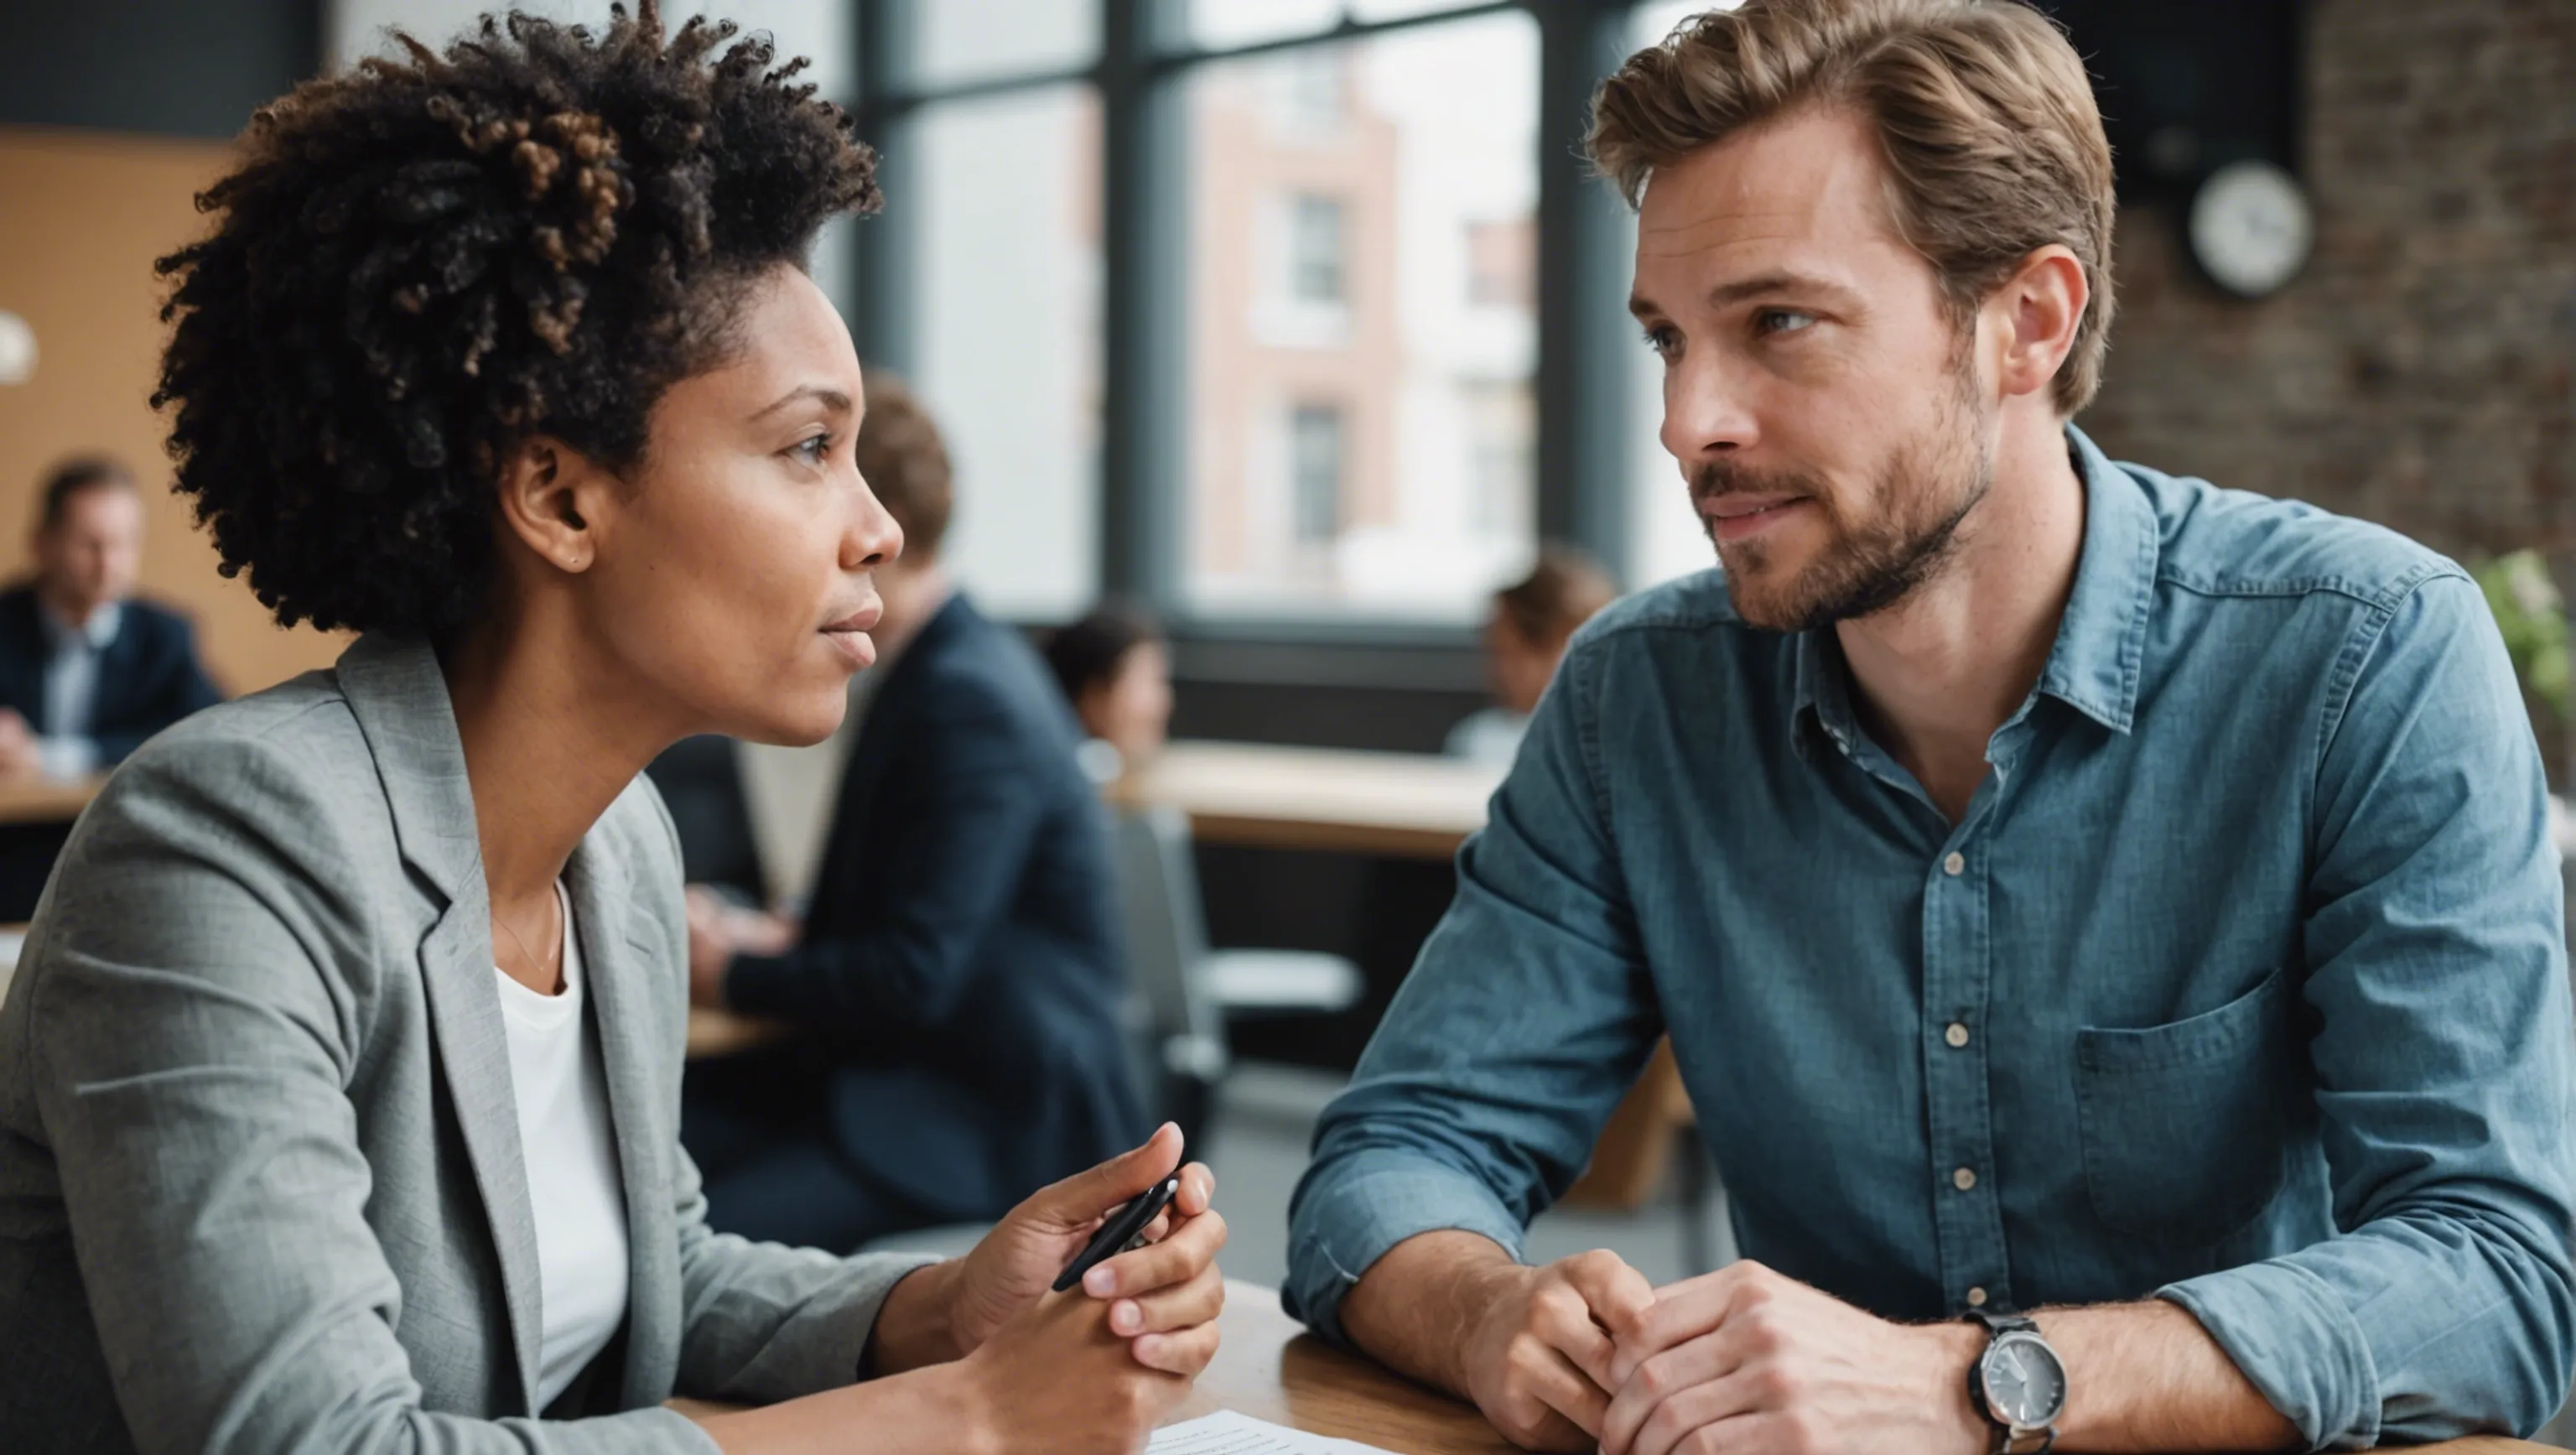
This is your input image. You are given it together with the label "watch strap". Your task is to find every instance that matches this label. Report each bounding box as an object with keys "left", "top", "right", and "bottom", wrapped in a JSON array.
[{"left": 1971, "top": 1307, "right": 2038, "bottom": 1337}]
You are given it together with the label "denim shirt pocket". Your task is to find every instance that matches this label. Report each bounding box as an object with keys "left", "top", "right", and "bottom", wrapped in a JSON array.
[{"left": 2074, "top": 966, "right": 2294, "bottom": 1248}]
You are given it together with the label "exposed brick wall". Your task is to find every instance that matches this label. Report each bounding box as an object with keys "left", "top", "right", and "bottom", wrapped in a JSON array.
[
  {"left": 2075, "top": 0, "right": 2576, "bottom": 767},
  {"left": 2080, "top": 0, "right": 2576, "bottom": 558}
]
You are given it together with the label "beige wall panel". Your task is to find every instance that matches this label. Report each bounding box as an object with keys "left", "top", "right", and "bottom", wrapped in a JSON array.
[{"left": 0, "top": 124, "right": 349, "bottom": 697}]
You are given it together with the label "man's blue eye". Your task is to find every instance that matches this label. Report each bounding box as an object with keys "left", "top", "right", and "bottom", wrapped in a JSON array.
[{"left": 1758, "top": 309, "right": 1816, "bottom": 335}]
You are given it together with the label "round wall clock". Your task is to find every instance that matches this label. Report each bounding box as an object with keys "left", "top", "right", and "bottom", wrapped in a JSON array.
[{"left": 2187, "top": 158, "right": 2314, "bottom": 299}]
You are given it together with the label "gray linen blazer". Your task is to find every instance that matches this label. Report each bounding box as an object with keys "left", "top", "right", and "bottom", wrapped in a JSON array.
[{"left": 0, "top": 636, "right": 933, "bottom": 1454}]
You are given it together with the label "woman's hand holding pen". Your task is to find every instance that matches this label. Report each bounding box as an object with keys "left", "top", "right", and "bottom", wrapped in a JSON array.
[
  {"left": 693, "top": 1125, "right": 1225, "bottom": 1455},
  {"left": 952, "top": 1122, "right": 1225, "bottom": 1365},
  {"left": 922, "top": 1123, "right": 1223, "bottom": 1453}
]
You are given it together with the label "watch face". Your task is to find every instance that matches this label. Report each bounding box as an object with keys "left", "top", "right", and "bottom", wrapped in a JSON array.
[{"left": 1981, "top": 1333, "right": 2068, "bottom": 1426}]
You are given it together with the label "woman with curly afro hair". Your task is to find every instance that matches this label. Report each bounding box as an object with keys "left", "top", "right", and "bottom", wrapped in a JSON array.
[{"left": 0, "top": 8, "right": 1223, "bottom": 1452}]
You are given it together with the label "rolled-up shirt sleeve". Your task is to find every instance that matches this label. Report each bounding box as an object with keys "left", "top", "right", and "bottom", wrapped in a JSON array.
[
  {"left": 1284, "top": 633, "right": 1663, "bottom": 1346},
  {"left": 2158, "top": 573, "right": 2576, "bottom": 1448}
]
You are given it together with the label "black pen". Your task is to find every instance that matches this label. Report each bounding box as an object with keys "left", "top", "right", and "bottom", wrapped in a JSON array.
[{"left": 1054, "top": 1175, "right": 1182, "bottom": 1294}]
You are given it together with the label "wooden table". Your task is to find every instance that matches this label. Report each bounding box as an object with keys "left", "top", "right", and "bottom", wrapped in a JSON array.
[
  {"left": 678, "top": 1281, "right": 2549, "bottom": 1453},
  {"left": 0, "top": 773, "right": 101, "bottom": 825},
  {"left": 1107, "top": 741, "right": 1502, "bottom": 861},
  {"left": 1172, "top": 1281, "right": 1516, "bottom": 1453},
  {"left": 1182, "top": 1283, "right": 2547, "bottom": 1454}
]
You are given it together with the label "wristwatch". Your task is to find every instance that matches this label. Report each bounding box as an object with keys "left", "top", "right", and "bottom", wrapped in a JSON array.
[{"left": 1966, "top": 1308, "right": 2065, "bottom": 1454}]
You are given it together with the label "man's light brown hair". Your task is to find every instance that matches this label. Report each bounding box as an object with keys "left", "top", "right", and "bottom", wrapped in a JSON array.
[
  {"left": 854, "top": 366, "right": 953, "bottom": 559},
  {"left": 1593, "top": 0, "right": 2116, "bottom": 415}
]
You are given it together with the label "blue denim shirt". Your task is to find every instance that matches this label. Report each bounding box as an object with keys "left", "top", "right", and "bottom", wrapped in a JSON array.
[{"left": 1285, "top": 428, "right": 2576, "bottom": 1448}]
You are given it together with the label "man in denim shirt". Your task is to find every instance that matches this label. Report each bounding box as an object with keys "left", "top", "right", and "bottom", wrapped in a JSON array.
[{"left": 1285, "top": 3, "right": 2576, "bottom": 1451}]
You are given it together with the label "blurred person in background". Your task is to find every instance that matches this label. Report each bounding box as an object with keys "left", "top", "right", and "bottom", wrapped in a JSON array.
[
  {"left": 684, "top": 368, "right": 1142, "bottom": 1253},
  {"left": 1045, "top": 601, "right": 1174, "bottom": 783},
  {"left": 1446, "top": 546, "right": 1617, "bottom": 766},
  {"left": 0, "top": 455, "right": 225, "bottom": 918},
  {"left": 0, "top": 455, "right": 221, "bottom": 782}
]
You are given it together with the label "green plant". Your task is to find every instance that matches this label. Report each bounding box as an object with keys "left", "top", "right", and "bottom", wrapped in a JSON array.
[{"left": 2472, "top": 549, "right": 2574, "bottom": 722}]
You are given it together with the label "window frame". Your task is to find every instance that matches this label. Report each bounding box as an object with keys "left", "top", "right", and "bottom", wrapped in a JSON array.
[
  {"left": 849, "top": 0, "right": 1651, "bottom": 670},
  {"left": 1286, "top": 400, "right": 1348, "bottom": 545},
  {"left": 1284, "top": 192, "right": 1348, "bottom": 309}
]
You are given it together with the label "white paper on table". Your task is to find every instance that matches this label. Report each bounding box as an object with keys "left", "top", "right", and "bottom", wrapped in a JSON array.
[{"left": 1147, "top": 1408, "right": 1400, "bottom": 1454}]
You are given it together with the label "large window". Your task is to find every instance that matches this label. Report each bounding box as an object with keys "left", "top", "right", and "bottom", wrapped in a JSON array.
[
  {"left": 905, "top": 86, "right": 1104, "bottom": 620},
  {"left": 1179, "top": 11, "right": 1540, "bottom": 621},
  {"left": 914, "top": 0, "right": 1098, "bottom": 88},
  {"left": 848, "top": 0, "right": 1682, "bottom": 637},
  {"left": 1182, "top": 1, "right": 1488, "bottom": 50},
  {"left": 861, "top": 1, "right": 1104, "bottom": 621}
]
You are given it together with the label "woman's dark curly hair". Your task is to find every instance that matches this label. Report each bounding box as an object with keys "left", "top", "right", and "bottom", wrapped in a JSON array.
[{"left": 153, "top": 2, "right": 880, "bottom": 639}]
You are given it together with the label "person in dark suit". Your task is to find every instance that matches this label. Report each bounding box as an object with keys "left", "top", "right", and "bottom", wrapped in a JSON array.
[
  {"left": 0, "top": 457, "right": 223, "bottom": 917},
  {"left": 682, "top": 370, "right": 1141, "bottom": 1251},
  {"left": 0, "top": 457, "right": 221, "bottom": 777}
]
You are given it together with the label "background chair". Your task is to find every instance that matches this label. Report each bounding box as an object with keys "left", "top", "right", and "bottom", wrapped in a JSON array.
[
  {"left": 1560, "top": 1040, "right": 1730, "bottom": 1277},
  {"left": 1109, "top": 803, "right": 1233, "bottom": 1150},
  {"left": 1109, "top": 803, "right": 1373, "bottom": 1141}
]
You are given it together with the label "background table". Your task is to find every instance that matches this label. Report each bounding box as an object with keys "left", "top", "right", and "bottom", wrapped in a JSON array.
[
  {"left": 0, "top": 773, "right": 100, "bottom": 825},
  {"left": 1107, "top": 741, "right": 1501, "bottom": 861},
  {"left": 687, "top": 740, "right": 1505, "bottom": 1061}
]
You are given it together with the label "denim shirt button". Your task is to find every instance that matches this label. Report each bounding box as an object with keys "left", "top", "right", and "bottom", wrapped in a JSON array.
[
  {"left": 1945, "top": 1022, "right": 1971, "bottom": 1048},
  {"left": 1943, "top": 851, "right": 1966, "bottom": 876},
  {"left": 1953, "top": 1167, "right": 1978, "bottom": 1192}
]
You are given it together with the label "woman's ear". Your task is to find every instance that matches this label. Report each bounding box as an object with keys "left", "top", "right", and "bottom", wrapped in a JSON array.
[{"left": 495, "top": 435, "right": 606, "bottom": 574}]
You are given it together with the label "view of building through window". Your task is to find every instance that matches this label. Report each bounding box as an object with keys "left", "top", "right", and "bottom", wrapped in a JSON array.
[{"left": 1182, "top": 11, "right": 1540, "bottom": 621}]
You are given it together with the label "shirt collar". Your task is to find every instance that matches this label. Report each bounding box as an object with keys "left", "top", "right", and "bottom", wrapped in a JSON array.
[
  {"left": 1788, "top": 424, "right": 2158, "bottom": 753},
  {"left": 2036, "top": 425, "right": 2157, "bottom": 735},
  {"left": 1789, "top": 626, "right": 1855, "bottom": 762},
  {"left": 39, "top": 597, "right": 121, "bottom": 652}
]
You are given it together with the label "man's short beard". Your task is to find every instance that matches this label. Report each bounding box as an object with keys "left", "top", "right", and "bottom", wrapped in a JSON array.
[{"left": 1699, "top": 372, "right": 1993, "bottom": 634}]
